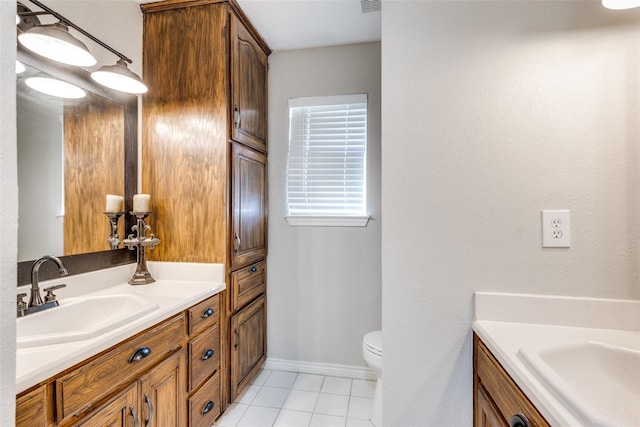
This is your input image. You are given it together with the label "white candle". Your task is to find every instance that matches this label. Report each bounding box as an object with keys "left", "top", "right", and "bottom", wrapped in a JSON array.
[
  {"left": 133, "top": 194, "right": 151, "bottom": 212},
  {"left": 105, "top": 194, "right": 124, "bottom": 213}
]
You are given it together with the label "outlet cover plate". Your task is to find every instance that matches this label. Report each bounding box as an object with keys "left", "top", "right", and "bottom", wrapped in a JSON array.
[{"left": 542, "top": 210, "right": 571, "bottom": 248}]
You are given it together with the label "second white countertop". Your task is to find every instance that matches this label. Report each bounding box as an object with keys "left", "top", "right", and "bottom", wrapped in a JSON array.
[{"left": 473, "top": 292, "right": 640, "bottom": 427}]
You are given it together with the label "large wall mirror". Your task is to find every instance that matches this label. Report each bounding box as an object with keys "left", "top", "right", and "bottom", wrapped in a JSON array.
[{"left": 16, "top": 48, "right": 137, "bottom": 286}]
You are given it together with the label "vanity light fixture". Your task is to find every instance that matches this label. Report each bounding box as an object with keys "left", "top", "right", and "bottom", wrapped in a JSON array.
[
  {"left": 602, "top": 0, "right": 640, "bottom": 9},
  {"left": 25, "top": 75, "right": 86, "bottom": 99},
  {"left": 17, "top": 0, "right": 147, "bottom": 95},
  {"left": 18, "top": 21, "right": 97, "bottom": 67},
  {"left": 91, "top": 59, "right": 148, "bottom": 95}
]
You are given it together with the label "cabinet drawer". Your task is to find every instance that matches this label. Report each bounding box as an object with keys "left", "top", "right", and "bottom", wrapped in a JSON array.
[
  {"left": 188, "top": 294, "right": 220, "bottom": 337},
  {"left": 189, "top": 323, "right": 220, "bottom": 391},
  {"left": 476, "top": 337, "right": 549, "bottom": 427},
  {"left": 56, "top": 314, "right": 185, "bottom": 423},
  {"left": 189, "top": 371, "right": 220, "bottom": 427},
  {"left": 231, "top": 260, "right": 266, "bottom": 311}
]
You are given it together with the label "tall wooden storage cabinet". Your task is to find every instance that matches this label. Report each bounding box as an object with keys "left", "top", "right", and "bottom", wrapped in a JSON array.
[{"left": 141, "top": 0, "right": 269, "bottom": 415}]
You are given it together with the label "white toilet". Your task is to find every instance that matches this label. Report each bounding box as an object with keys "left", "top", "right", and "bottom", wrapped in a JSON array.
[{"left": 362, "top": 330, "right": 382, "bottom": 427}]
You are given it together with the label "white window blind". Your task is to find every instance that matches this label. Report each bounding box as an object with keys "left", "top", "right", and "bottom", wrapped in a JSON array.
[{"left": 286, "top": 94, "right": 368, "bottom": 226}]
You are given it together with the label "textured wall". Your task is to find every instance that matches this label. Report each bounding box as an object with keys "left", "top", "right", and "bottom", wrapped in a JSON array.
[
  {"left": 382, "top": 2, "right": 640, "bottom": 425},
  {"left": 268, "top": 42, "right": 382, "bottom": 366},
  {"left": 1, "top": 2, "right": 18, "bottom": 423}
]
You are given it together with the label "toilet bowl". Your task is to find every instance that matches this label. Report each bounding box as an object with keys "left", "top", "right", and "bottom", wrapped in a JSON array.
[{"left": 362, "top": 330, "right": 382, "bottom": 427}]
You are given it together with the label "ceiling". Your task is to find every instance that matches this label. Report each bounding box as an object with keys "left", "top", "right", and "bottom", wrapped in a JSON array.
[{"left": 235, "top": 0, "right": 381, "bottom": 51}]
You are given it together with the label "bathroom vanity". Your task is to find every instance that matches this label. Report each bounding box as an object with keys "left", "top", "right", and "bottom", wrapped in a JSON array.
[
  {"left": 473, "top": 292, "right": 640, "bottom": 427},
  {"left": 474, "top": 335, "right": 549, "bottom": 427},
  {"left": 16, "top": 263, "right": 225, "bottom": 427}
]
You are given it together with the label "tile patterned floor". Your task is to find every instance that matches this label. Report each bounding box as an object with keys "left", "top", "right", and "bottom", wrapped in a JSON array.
[{"left": 214, "top": 369, "right": 376, "bottom": 427}]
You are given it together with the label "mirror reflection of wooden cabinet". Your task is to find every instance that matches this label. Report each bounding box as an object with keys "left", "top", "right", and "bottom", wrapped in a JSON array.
[{"left": 63, "top": 94, "right": 125, "bottom": 256}]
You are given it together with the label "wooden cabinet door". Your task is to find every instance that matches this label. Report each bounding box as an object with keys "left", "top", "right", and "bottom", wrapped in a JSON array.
[
  {"left": 16, "top": 384, "right": 52, "bottom": 427},
  {"left": 139, "top": 351, "right": 186, "bottom": 427},
  {"left": 230, "top": 295, "right": 267, "bottom": 399},
  {"left": 73, "top": 382, "right": 137, "bottom": 427},
  {"left": 231, "top": 143, "right": 267, "bottom": 268},
  {"left": 231, "top": 15, "right": 268, "bottom": 152},
  {"left": 475, "top": 385, "right": 508, "bottom": 427}
]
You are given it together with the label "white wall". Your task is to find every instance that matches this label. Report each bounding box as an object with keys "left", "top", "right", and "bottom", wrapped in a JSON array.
[
  {"left": 268, "top": 42, "right": 382, "bottom": 367},
  {"left": 17, "top": 95, "right": 64, "bottom": 261},
  {"left": 382, "top": 2, "right": 640, "bottom": 425},
  {"left": 1, "top": 1, "right": 18, "bottom": 423}
]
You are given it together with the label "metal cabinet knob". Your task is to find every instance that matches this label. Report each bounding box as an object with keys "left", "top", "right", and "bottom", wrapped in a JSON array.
[{"left": 510, "top": 414, "right": 531, "bottom": 427}]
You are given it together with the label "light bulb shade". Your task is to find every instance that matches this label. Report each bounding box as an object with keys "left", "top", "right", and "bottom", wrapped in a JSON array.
[
  {"left": 18, "top": 22, "right": 97, "bottom": 67},
  {"left": 602, "top": 0, "right": 640, "bottom": 9},
  {"left": 16, "top": 60, "right": 26, "bottom": 74},
  {"left": 91, "top": 59, "right": 148, "bottom": 94},
  {"left": 25, "top": 76, "right": 86, "bottom": 99}
]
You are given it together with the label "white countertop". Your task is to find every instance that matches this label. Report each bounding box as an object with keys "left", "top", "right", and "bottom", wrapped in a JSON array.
[
  {"left": 16, "top": 261, "right": 226, "bottom": 394},
  {"left": 473, "top": 292, "right": 640, "bottom": 427}
]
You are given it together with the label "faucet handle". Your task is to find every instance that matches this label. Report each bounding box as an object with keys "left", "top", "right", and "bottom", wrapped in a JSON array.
[
  {"left": 17, "top": 293, "right": 27, "bottom": 317},
  {"left": 43, "top": 284, "right": 66, "bottom": 303}
]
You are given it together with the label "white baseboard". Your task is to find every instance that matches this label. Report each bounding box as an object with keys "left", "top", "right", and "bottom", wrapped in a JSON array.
[{"left": 264, "top": 358, "right": 376, "bottom": 381}]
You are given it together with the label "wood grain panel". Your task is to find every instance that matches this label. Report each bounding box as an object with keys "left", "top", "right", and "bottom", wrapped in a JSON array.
[
  {"left": 476, "top": 385, "right": 509, "bottom": 427},
  {"left": 16, "top": 383, "right": 53, "bottom": 427},
  {"left": 139, "top": 350, "right": 186, "bottom": 427},
  {"left": 474, "top": 335, "right": 550, "bottom": 427},
  {"left": 188, "top": 294, "right": 220, "bottom": 337},
  {"left": 231, "top": 15, "right": 268, "bottom": 152},
  {"left": 71, "top": 382, "right": 137, "bottom": 427},
  {"left": 231, "top": 144, "right": 266, "bottom": 268},
  {"left": 230, "top": 260, "right": 265, "bottom": 311},
  {"left": 230, "top": 295, "right": 266, "bottom": 399},
  {"left": 142, "top": 4, "right": 229, "bottom": 263},
  {"left": 64, "top": 93, "right": 124, "bottom": 255},
  {"left": 188, "top": 372, "right": 220, "bottom": 427},
  {"left": 189, "top": 324, "right": 220, "bottom": 391}
]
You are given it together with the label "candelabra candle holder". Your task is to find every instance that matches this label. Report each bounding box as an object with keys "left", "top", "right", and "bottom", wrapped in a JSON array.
[
  {"left": 123, "top": 211, "right": 161, "bottom": 285},
  {"left": 104, "top": 212, "right": 125, "bottom": 250}
]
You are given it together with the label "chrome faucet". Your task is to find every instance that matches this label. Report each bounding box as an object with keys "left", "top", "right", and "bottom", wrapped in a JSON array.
[{"left": 18, "top": 255, "right": 68, "bottom": 317}]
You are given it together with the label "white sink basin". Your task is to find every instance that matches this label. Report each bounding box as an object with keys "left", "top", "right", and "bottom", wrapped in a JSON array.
[
  {"left": 519, "top": 340, "right": 640, "bottom": 427},
  {"left": 17, "top": 294, "right": 159, "bottom": 348}
]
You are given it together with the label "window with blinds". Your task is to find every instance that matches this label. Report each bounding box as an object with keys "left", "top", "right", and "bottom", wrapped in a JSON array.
[{"left": 286, "top": 94, "right": 369, "bottom": 226}]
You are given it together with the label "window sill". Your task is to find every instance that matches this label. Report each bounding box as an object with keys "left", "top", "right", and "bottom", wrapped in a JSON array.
[{"left": 285, "top": 216, "right": 370, "bottom": 227}]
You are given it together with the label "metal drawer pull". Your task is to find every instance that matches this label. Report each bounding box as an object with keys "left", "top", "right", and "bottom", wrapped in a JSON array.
[
  {"left": 250, "top": 266, "right": 258, "bottom": 273},
  {"left": 144, "top": 392, "right": 154, "bottom": 427},
  {"left": 234, "top": 105, "right": 240, "bottom": 128},
  {"left": 128, "top": 346, "right": 151, "bottom": 363},
  {"left": 234, "top": 329, "right": 239, "bottom": 350},
  {"left": 202, "top": 400, "right": 215, "bottom": 415},
  {"left": 509, "top": 414, "right": 531, "bottom": 427},
  {"left": 202, "top": 308, "right": 214, "bottom": 318},
  {"left": 130, "top": 405, "right": 140, "bottom": 427},
  {"left": 201, "top": 349, "right": 214, "bottom": 360}
]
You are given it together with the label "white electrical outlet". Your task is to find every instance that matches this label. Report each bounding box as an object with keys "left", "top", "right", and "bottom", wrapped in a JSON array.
[{"left": 541, "top": 210, "right": 571, "bottom": 248}]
